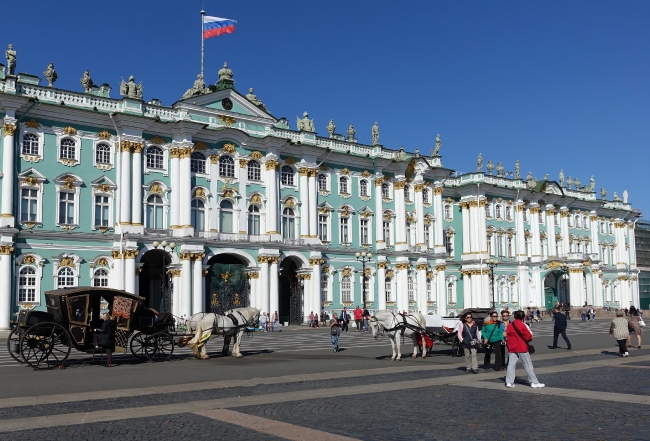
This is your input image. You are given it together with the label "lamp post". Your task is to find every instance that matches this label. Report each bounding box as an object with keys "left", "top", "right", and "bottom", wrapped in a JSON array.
[
  {"left": 558, "top": 263, "right": 569, "bottom": 305},
  {"left": 355, "top": 251, "right": 372, "bottom": 307},
  {"left": 486, "top": 258, "right": 499, "bottom": 308}
]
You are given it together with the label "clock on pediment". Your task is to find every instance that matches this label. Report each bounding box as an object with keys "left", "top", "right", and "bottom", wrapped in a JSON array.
[{"left": 221, "top": 98, "right": 233, "bottom": 111}]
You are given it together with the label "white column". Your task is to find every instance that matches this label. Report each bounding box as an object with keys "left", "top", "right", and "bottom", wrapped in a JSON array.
[
  {"left": 547, "top": 206, "right": 557, "bottom": 257},
  {"left": 468, "top": 203, "right": 478, "bottom": 253},
  {"left": 375, "top": 178, "right": 384, "bottom": 245},
  {"left": 415, "top": 183, "right": 425, "bottom": 249},
  {"left": 518, "top": 266, "right": 530, "bottom": 308},
  {"left": 593, "top": 269, "right": 603, "bottom": 307},
  {"left": 396, "top": 262, "right": 409, "bottom": 311},
  {"left": 265, "top": 161, "right": 279, "bottom": 234},
  {"left": 416, "top": 262, "right": 428, "bottom": 314},
  {"left": 112, "top": 252, "right": 124, "bottom": 290},
  {"left": 569, "top": 267, "right": 585, "bottom": 307},
  {"left": 434, "top": 187, "right": 445, "bottom": 254},
  {"left": 377, "top": 261, "right": 387, "bottom": 310},
  {"left": 259, "top": 257, "right": 270, "bottom": 314},
  {"left": 269, "top": 257, "right": 279, "bottom": 317},
  {"left": 120, "top": 145, "right": 131, "bottom": 224},
  {"left": 590, "top": 213, "right": 600, "bottom": 259},
  {"left": 180, "top": 147, "right": 193, "bottom": 228},
  {"left": 299, "top": 168, "right": 310, "bottom": 238},
  {"left": 209, "top": 155, "right": 219, "bottom": 231},
  {"left": 192, "top": 254, "right": 204, "bottom": 313},
  {"left": 461, "top": 202, "right": 470, "bottom": 255},
  {"left": 465, "top": 273, "right": 474, "bottom": 308},
  {"left": 479, "top": 272, "right": 490, "bottom": 307},
  {"left": 515, "top": 203, "right": 525, "bottom": 262},
  {"left": 530, "top": 205, "right": 541, "bottom": 262},
  {"left": 615, "top": 220, "right": 627, "bottom": 265},
  {"left": 170, "top": 149, "right": 181, "bottom": 228},
  {"left": 124, "top": 252, "right": 136, "bottom": 294},
  {"left": 238, "top": 159, "right": 249, "bottom": 234},
  {"left": 308, "top": 169, "right": 318, "bottom": 237},
  {"left": 171, "top": 269, "right": 182, "bottom": 317},
  {"left": 628, "top": 223, "right": 637, "bottom": 266},
  {"left": 436, "top": 263, "right": 447, "bottom": 316},
  {"left": 1, "top": 121, "right": 16, "bottom": 226},
  {"left": 312, "top": 261, "right": 322, "bottom": 316},
  {"left": 478, "top": 200, "right": 487, "bottom": 254},
  {"left": 394, "top": 182, "right": 407, "bottom": 247},
  {"left": 0, "top": 246, "right": 14, "bottom": 329},
  {"left": 560, "top": 208, "right": 570, "bottom": 257},
  {"left": 249, "top": 272, "right": 259, "bottom": 309},
  {"left": 181, "top": 254, "right": 192, "bottom": 318},
  {"left": 131, "top": 145, "right": 143, "bottom": 226},
  {"left": 531, "top": 267, "right": 542, "bottom": 308}
]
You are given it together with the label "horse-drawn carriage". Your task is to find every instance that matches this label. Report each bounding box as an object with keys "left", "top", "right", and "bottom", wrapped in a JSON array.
[{"left": 7, "top": 287, "right": 177, "bottom": 369}]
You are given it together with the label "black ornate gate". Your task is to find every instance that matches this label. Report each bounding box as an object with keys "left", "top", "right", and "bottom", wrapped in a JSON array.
[
  {"left": 208, "top": 263, "right": 250, "bottom": 315},
  {"left": 289, "top": 280, "right": 303, "bottom": 324},
  {"left": 160, "top": 272, "right": 173, "bottom": 314}
]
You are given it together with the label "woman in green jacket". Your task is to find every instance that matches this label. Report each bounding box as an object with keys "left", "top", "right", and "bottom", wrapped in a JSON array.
[{"left": 482, "top": 311, "right": 505, "bottom": 371}]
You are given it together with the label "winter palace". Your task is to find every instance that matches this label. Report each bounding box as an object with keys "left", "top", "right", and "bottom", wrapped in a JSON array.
[{"left": 0, "top": 48, "right": 642, "bottom": 328}]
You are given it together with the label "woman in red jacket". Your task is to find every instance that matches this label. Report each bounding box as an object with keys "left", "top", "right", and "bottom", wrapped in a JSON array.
[{"left": 505, "top": 310, "right": 544, "bottom": 388}]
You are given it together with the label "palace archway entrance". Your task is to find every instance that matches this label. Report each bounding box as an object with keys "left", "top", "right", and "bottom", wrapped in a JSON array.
[
  {"left": 205, "top": 254, "right": 250, "bottom": 315},
  {"left": 543, "top": 271, "right": 569, "bottom": 310},
  {"left": 138, "top": 249, "right": 172, "bottom": 312},
  {"left": 279, "top": 257, "right": 303, "bottom": 324}
]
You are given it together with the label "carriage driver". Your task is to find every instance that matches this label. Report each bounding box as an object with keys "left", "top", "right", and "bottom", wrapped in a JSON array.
[{"left": 93, "top": 312, "right": 117, "bottom": 367}]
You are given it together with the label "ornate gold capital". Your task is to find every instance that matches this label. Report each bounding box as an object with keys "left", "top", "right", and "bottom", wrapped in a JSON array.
[
  {"left": 569, "top": 267, "right": 584, "bottom": 273},
  {"left": 3, "top": 123, "right": 17, "bottom": 136},
  {"left": 377, "top": 261, "right": 388, "bottom": 269},
  {"left": 546, "top": 208, "right": 556, "bottom": 215},
  {"left": 375, "top": 177, "right": 384, "bottom": 186},
  {"left": 179, "top": 251, "right": 193, "bottom": 260},
  {"left": 250, "top": 151, "right": 263, "bottom": 160},
  {"left": 111, "top": 250, "right": 122, "bottom": 258},
  {"left": 309, "top": 258, "right": 325, "bottom": 266},
  {"left": 560, "top": 211, "right": 569, "bottom": 218},
  {"left": 169, "top": 269, "right": 182, "bottom": 277},
  {"left": 247, "top": 272, "right": 260, "bottom": 279},
  {"left": 529, "top": 207, "right": 540, "bottom": 214},
  {"left": 396, "top": 263, "right": 410, "bottom": 271},
  {"left": 299, "top": 167, "right": 310, "bottom": 177},
  {"left": 132, "top": 143, "right": 144, "bottom": 154},
  {"left": 0, "top": 245, "right": 14, "bottom": 255},
  {"left": 209, "top": 154, "right": 219, "bottom": 164},
  {"left": 265, "top": 160, "right": 280, "bottom": 171},
  {"left": 414, "top": 184, "right": 424, "bottom": 193},
  {"left": 123, "top": 249, "right": 139, "bottom": 259},
  {"left": 169, "top": 148, "right": 182, "bottom": 159},
  {"left": 192, "top": 252, "right": 205, "bottom": 261},
  {"left": 393, "top": 181, "right": 406, "bottom": 190},
  {"left": 239, "top": 159, "right": 249, "bottom": 168},
  {"left": 416, "top": 263, "right": 428, "bottom": 271},
  {"left": 435, "top": 264, "right": 447, "bottom": 272},
  {"left": 433, "top": 187, "right": 443, "bottom": 196},
  {"left": 180, "top": 147, "right": 194, "bottom": 158}
]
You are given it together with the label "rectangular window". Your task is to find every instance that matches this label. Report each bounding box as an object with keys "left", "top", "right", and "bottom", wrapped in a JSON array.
[
  {"left": 383, "top": 222, "right": 391, "bottom": 246},
  {"left": 424, "top": 224, "right": 431, "bottom": 248},
  {"left": 318, "top": 215, "right": 328, "bottom": 241},
  {"left": 385, "top": 279, "right": 392, "bottom": 302},
  {"left": 426, "top": 279, "right": 433, "bottom": 302},
  {"left": 94, "top": 195, "right": 109, "bottom": 227},
  {"left": 20, "top": 188, "right": 38, "bottom": 222},
  {"left": 360, "top": 219, "right": 369, "bottom": 245},
  {"left": 406, "top": 223, "right": 412, "bottom": 246},
  {"left": 340, "top": 217, "right": 349, "bottom": 243},
  {"left": 445, "top": 234, "right": 453, "bottom": 256},
  {"left": 341, "top": 277, "right": 352, "bottom": 302},
  {"left": 487, "top": 235, "right": 493, "bottom": 256},
  {"left": 58, "top": 192, "right": 75, "bottom": 224}
]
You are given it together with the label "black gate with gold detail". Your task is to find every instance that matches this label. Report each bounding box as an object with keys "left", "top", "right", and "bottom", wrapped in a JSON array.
[
  {"left": 289, "top": 280, "right": 303, "bottom": 325},
  {"left": 208, "top": 263, "right": 250, "bottom": 315}
]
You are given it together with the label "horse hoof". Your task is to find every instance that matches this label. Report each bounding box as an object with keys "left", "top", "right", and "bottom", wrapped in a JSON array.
[
  {"left": 201, "top": 355, "right": 210, "bottom": 360},
  {"left": 234, "top": 354, "right": 243, "bottom": 358},
  {"left": 391, "top": 357, "right": 396, "bottom": 361},
  {"left": 422, "top": 355, "right": 427, "bottom": 359},
  {"left": 397, "top": 358, "right": 402, "bottom": 362},
  {"left": 412, "top": 355, "right": 417, "bottom": 359}
]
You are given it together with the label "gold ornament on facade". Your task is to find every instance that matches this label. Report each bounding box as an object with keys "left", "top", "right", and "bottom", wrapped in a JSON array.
[
  {"left": 560, "top": 211, "right": 569, "bottom": 218},
  {"left": 219, "top": 115, "right": 236, "bottom": 127},
  {"left": 250, "top": 194, "right": 262, "bottom": 204},
  {"left": 25, "top": 119, "right": 41, "bottom": 129},
  {"left": 236, "top": 158, "right": 248, "bottom": 169},
  {"left": 180, "top": 251, "right": 193, "bottom": 260},
  {"left": 377, "top": 261, "right": 388, "bottom": 269},
  {"left": 97, "top": 130, "right": 112, "bottom": 140},
  {"left": 247, "top": 272, "right": 260, "bottom": 279},
  {"left": 95, "top": 183, "right": 111, "bottom": 194},
  {"left": 416, "top": 263, "right": 428, "bottom": 271},
  {"left": 546, "top": 208, "right": 556, "bottom": 215},
  {"left": 250, "top": 151, "right": 263, "bottom": 160},
  {"left": 21, "top": 176, "right": 38, "bottom": 187},
  {"left": 435, "top": 265, "right": 447, "bottom": 272},
  {"left": 342, "top": 268, "right": 352, "bottom": 277},
  {"left": 569, "top": 267, "right": 584, "bottom": 273},
  {"left": 340, "top": 168, "right": 350, "bottom": 175},
  {"left": 223, "top": 188, "right": 235, "bottom": 198},
  {"left": 284, "top": 156, "right": 296, "bottom": 165},
  {"left": 529, "top": 207, "right": 540, "bottom": 214},
  {"left": 222, "top": 143, "right": 236, "bottom": 154},
  {"left": 319, "top": 163, "right": 329, "bottom": 171},
  {"left": 111, "top": 250, "right": 122, "bottom": 258},
  {"left": 375, "top": 177, "right": 384, "bottom": 187},
  {"left": 426, "top": 271, "right": 434, "bottom": 280},
  {"left": 193, "top": 141, "right": 208, "bottom": 151},
  {"left": 0, "top": 245, "right": 14, "bottom": 255},
  {"left": 414, "top": 184, "right": 425, "bottom": 193},
  {"left": 298, "top": 167, "right": 309, "bottom": 176},
  {"left": 22, "top": 255, "right": 36, "bottom": 265},
  {"left": 170, "top": 148, "right": 182, "bottom": 159},
  {"left": 309, "top": 258, "right": 325, "bottom": 266},
  {"left": 265, "top": 160, "right": 280, "bottom": 171},
  {"left": 318, "top": 207, "right": 329, "bottom": 214},
  {"left": 169, "top": 269, "right": 182, "bottom": 277},
  {"left": 180, "top": 147, "right": 193, "bottom": 158},
  {"left": 97, "top": 258, "right": 108, "bottom": 267},
  {"left": 209, "top": 154, "right": 219, "bottom": 164},
  {"left": 62, "top": 126, "right": 77, "bottom": 136},
  {"left": 433, "top": 187, "right": 444, "bottom": 196},
  {"left": 361, "top": 170, "right": 371, "bottom": 178},
  {"left": 149, "top": 183, "right": 163, "bottom": 195},
  {"left": 149, "top": 135, "right": 166, "bottom": 145},
  {"left": 393, "top": 181, "right": 406, "bottom": 190},
  {"left": 57, "top": 257, "right": 75, "bottom": 268},
  {"left": 396, "top": 263, "right": 410, "bottom": 271},
  {"left": 385, "top": 270, "right": 395, "bottom": 278},
  {"left": 322, "top": 265, "right": 330, "bottom": 273},
  {"left": 285, "top": 198, "right": 296, "bottom": 207},
  {"left": 194, "top": 188, "right": 206, "bottom": 199},
  {"left": 360, "top": 211, "right": 370, "bottom": 218},
  {"left": 123, "top": 249, "right": 139, "bottom": 259},
  {"left": 61, "top": 175, "right": 76, "bottom": 190}
]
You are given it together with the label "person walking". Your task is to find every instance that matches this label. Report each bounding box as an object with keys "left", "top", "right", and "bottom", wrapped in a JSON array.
[
  {"left": 505, "top": 310, "right": 544, "bottom": 388},
  {"left": 627, "top": 306, "right": 643, "bottom": 349},
  {"left": 500, "top": 309, "right": 510, "bottom": 368},
  {"left": 272, "top": 311, "right": 281, "bottom": 331},
  {"left": 610, "top": 310, "right": 630, "bottom": 357},
  {"left": 313, "top": 312, "right": 319, "bottom": 328},
  {"left": 330, "top": 312, "right": 341, "bottom": 352},
  {"left": 457, "top": 312, "right": 482, "bottom": 374},
  {"left": 482, "top": 311, "right": 504, "bottom": 371},
  {"left": 580, "top": 304, "right": 588, "bottom": 322},
  {"left": 550, "top": 306, "right": 572, "bottom": 350},
  {"left": 260, "top": 312, "right": 268, "bottom": 332},
  {"left": 340, "top": 307, "right": 350, "bottom": 332},
  {"left": 362, "top": 306, "right": 370, "bottom": 332}
]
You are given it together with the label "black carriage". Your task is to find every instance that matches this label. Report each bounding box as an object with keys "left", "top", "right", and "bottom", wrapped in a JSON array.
[{"left": 7, "top": 287, "right": 176, "bottom": 370}]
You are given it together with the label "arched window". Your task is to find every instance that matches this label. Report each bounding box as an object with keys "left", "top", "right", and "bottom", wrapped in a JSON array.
[
  {"left": 447, "top": 282, "right": 454, "bottom": 304},
  {"left": 282, "top": 207, "right": 295, "bottom": 239},
  {"left": 339, "top": 176, "right": 349, "bottom": 194},
  {"left": 18, "top": 267, "right": 37, "bottom": 303},
  {"left": 341, "top": 275, "right": 352, "bottom": 303},
  {"left": 360, "top": 218, "right": 370, "bottom": 245},
  {"left": 575, "top": 215, "right": 581, "bottom": 229},
  {"left": 191, "top": 199, "right": 205, "bottom": 231},
  {"left": 424, "top": 222, "right": 431, "bottom": 247},
  {"left": 499, "top": 280, "right": 508, "bottom": 303},
  {"left": 57, "top": 267, "right": 75, "bottom": 288},
  {"left": 495, "top": 204, "right": 502, "bottom": 219},
  {"left": 220, "top": 200, "right": 234, "bottom": 233},
  {"left": 505, "top": 206, "right": 512, "bottom": 221},
  {"left": 96, "top": 143, "right": 111, "bottom": 164},
  {"left": 404, "top": 185, "right": 411, "bottom": 202},
  {"left": 383, "top": 218, "right": 391, "bottom": 247},
  {"left": 318, "top": 174, "right": 328, "bottom": 191},
  {"left": 60, "top": 138, "right": 76, "bottom": 160},
  {"left": 321, "top": 274, "right": 329, "bottom": 302},
  {"left": 146, "top": 195, "right": 164, "bottom": 229},
  {"left": 507, "top": 233, "right": 514, "bottom": 257},
  {"left": 281, "top": 165, "right": 294, "bottom": 186},
  {"left": 247, "top": 160, "right": 261, "bottom": 181},
  {"left": 381, "top": 183, "right": 391, "bottom": 199},
  {"left": 22, "top": 133, "right": 39, "bottom": 155},
  {"left": 406, "top": 222, "right": 413, "bottom": 246},
  {"left": 426, "top": 278, "right": 433, "bottom": 302},
  {"left": 408, "top": 276, "right": 415, "bottom": 301},
  {"left": 485, "top": 202, "right": 492, "bottom": 218},
  {"left": 444, "top": 204, "right": 452, "bottom": 219},
  {"left": 146, "top": 146, "right": 164, "bottom": 169},
  {"left": 422, "top": 188, "right": 430, "bottom": 204},
  {"left": 190, "top": 152, "right": 206, "bottom": 174},
  {"left": 509, "top": 282, "right": 517, "bottom": 303},
  {"left": 248, "top": 205, "right": 260, "bottom": 235},
  {"left": 583, "top": 216, "right": 589, "bottom": 230},
  {"left": 219, "top": 155, "right": 235, "bottom": 177},
  {"left": 360, "top": 180, "right": 369, "bottom": 197},
  {"left": 93, "top": 268, "right": 109, "bottom": 287}
]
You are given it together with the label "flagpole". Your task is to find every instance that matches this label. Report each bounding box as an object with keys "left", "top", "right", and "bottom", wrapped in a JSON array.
[{"left": 201, "top": 9, "right": 205, "bottom": 77}]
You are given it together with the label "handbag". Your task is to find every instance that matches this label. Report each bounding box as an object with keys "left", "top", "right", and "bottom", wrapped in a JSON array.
[
  {"left": 511, "top": 321, "right": 535, "bottom": 354},
  {"left": 640, "top": 319, "right": 646, "bottom": 328},
  {"left": 483, "top": 322, "right": 498, "bottom": 350}
]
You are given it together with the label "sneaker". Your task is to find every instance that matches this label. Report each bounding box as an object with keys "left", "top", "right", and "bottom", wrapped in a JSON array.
[
  {"left": 624, "top": 352, "right": 629, "bottom": 357},
  {"left": 466, "top": 368, "right": 471, "bottom": 373},
  {"left": 567, "top": 346, "right": 572, "bottom": 350},
  {"left": 505, "top": 383, "right": 515, "bottom": 388},
  {"left": 531, "top": 383, "right": 545, "bottom": 388},
  {"left": 472, "top": 370, "right": 479, "bottom": 374}
]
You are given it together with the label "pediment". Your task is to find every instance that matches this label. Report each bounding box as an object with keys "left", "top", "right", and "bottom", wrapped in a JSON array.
[
  {"left": 18, "top": 168, "right": 47, "bottom": 180},
  {"left": 175, "top": 88, "right": 276, "bottom": 121},
  {"left": 541, "top": 181, "right": 564, "bottom": 196},
  {"left": 90, "top": 175, "right": 117, "bottom": 187}
]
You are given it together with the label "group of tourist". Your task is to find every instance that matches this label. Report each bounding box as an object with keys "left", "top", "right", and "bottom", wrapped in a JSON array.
[
  {"left": 610, "top": 306, "right": 644, "bottom": 356},
  {"left": 258, "top": 311, "right": 280, "bottom": 332}
]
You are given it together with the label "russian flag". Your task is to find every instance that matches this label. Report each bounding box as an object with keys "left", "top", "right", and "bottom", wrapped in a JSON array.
[{"left": 203, "top": 16, "right": 237, "bottom": 39}]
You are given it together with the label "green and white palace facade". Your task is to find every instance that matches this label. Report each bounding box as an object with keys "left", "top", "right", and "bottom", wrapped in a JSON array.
[{"left": 0, "top": 59, "right": 641, "bottom": 328}]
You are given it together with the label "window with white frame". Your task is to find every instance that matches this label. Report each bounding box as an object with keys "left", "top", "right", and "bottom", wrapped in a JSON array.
[
  {"left": 381, "top": 183, "right": 391, "bottom": 199},
  {"left": 447, "top": 282, "right": 454, "bottom": 304},
  {"left": 57, "top": 267, "right": 75, "bottom": 288},
  {"left": 220, "top": 200, "right": 234, "bottom": 233},
  {"left": 93, "top": 268, "right": 109, "bottom": 287},
  {"left": 385, "top": 278, "right": 393, "bottom": 302},
  {"left": 444, "top": 204, "right": 452, "bottom": 220},
  {"left": 318, "top": 174, "right": 328, "bottom": 191},
  {"left": 424, "top": 223, "right": 431, "bottom": 248},
  {"left": 600, "top": 221, "right": 605, "bottom": 235},
  {"left": 496, "top": 204, "right": 502, "bottom": 219},
  {"left": 507, "top": 233, "right": 514, "bottom": 257},
  {"left": 609, "top": 222, "right": 614, "bottom": 235},
  {"left": 360, "top": 180, "right": 369, "bottom": 197},
  {"left": 18, "top": 267, "right": 37, "bottom": 303},
  {"left": 146, "top": 146, "right": 164, "bottom": 169},
  {"left": 190, "top": 152, "right": 206, "bottom": 174},
  {"left": 505, "top": 206, "right": 512, "bottom": 221},
  {"left": 146, "top": 195, "right": 165, "bottom": 229},
  {"left": 485, "top": 202, "right": 492, "bottom": 218},
  {"left": 487, "top": 231, "right": 493, "bottom": 256},
  {"left": 339, "top": 176, "right": 349, "bottom": 195},
  {"left": 60, "top": 138, "right": 76, "bottom": 160},
  {"left": 340, "top": 215, "right": 350, "bottom": 244},
  {"left": 94, "top": 195, "right": 110, "bottom": 227},
  {"left": 497, "top": 233, "right": 505, "bottom": 257},
  {"left": 499, "top": 280, "right": 507, "bottom": 303},
  {"left": 248, "top": 205, "right": 260, "bottom": 235},
  {"left": 408, "top": 276, "right": 415, "bottom": 301},
  {"left": 406, "top": 222, "right": 413, "bottom": 246},
  {"left": 404, "top": 185, "right": 412, "bottom": 202},
  {"left": 280, "top": 165, "right": 294, "bottom": 186},
  {"left": 575, "top": 214, "right": 581, "bottom": 229},
  {"left": 509, "top": 282, "right": 517, "bottom": 303},
  {"left": 95, "top": 143, "right": 111, "bottom": 165},
  {"left": 191, "top": 199, "right": 205, "bottom": 231},
  {"left": 567, "top": 215, "right": 573, "bottom": 228},
  {"left": 341, "top": 275, "right": 352, "bottom": 303},
  {"left": 426, "top": 278, "right": 433, "bottom": 302},
  {"left": 444, "top": 231, "right": 454, "bottom": 256},
  {"left": 583, "top": 216, "right": 589, "bottom": 230},
  {"left": 20, "top": 188, "right": 38, "bottom": 222},
  {"left": 22, "top": 133, "right": 39, "bottom": 156},
  {"left": 282, "top": 207, "right": 296, "bottom": 239},
  {"left": 360, "top": 218, "right": 370, "bottom": 245},
  {"left": 318, "top": 213, "right": 328, "bottom": 241},
  {"left": 247, "top": 160, "right": 261, "bottom": 181},
  {"left": 422, "top": 188, "right": 430, "bottom": 204},
  {"left": 383, "top": 220, "right": 391, "bottom": 247},
  {"left": 321, "top": 274, "right": 329, "bottom": 302},
  {"left": 219, "top": 155, "right": 235, "bottom": 178},
  {"left": 58, "top": 191, "right": 75, "bottom": 224}
]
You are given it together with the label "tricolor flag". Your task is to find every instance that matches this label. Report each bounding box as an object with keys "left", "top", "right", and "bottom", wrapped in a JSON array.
[{"left": 203, "top": 16, "right": 237, "bottom": 39}]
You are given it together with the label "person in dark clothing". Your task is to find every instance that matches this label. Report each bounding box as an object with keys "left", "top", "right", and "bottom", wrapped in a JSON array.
[
  {"left": 93, "top": 312, "right": 117, "bottom": 366},
  {"left": 362, "top": 307, "right": 371, "bottom": 332},
  {"left": 550, "top": 307, "right": 572, "bottom": 350},
  {"left": 339, "top": 308, "right": 350, "bottom": 332}
]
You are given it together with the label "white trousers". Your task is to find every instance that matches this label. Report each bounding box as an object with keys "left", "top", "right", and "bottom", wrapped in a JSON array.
[{"left": 505, "top": 352, "right": 539, "bottom": 385}]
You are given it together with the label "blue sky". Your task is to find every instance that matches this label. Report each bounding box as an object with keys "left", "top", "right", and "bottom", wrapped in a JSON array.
[{"left": 2, "top": 1, "right": 648, "bottom": 215}]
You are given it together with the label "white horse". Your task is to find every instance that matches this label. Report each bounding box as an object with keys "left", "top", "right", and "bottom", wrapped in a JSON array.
[
  {"left": 180, "top": 307, "right": 260, "bottom": 359},
  {"left": 369, "top": 310, "right": 427, "bottom": 361}
]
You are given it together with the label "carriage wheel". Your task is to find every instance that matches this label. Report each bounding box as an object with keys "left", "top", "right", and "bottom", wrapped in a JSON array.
[
  {"left": 451, "top": 337, "right": 462, "bottom": 357},
  {"left": 129, "top": 332, "right": 149, "bottom": 359},
  {"left": 145, "top": 332, "right": 174, "bottom": 362},
  {"left": 6, "top": 328, "right": 25, "bottom": 364},
  {"left": 19, "top": 322, "right": 71, "bottom": 370}
]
